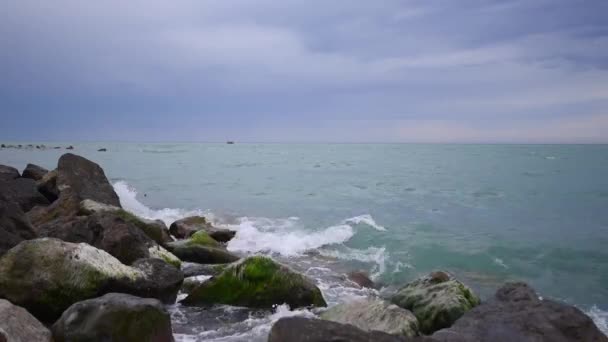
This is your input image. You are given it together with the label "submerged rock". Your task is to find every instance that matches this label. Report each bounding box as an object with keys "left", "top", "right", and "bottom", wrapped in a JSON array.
[
  {"left": 22, "top": 163, "right": 48, "bottom": 181},
  {"left": 181, "top": 256, "right": 327, "bottom": 309},
  {"left": 0, "top": 238, "right": 144, "bottom": 321},
  {"left": 0, "top": 193, "right": 37, "bottom": 257},
  {"left": 97, "top": 148, "right": 107, "bottom": 152},
  {"left": 52, "top": 293, "right": 174, "bottom": 342},
  {"left": 0, "top": 177, "right": 50, "bottom": 212},
  {"left": 0, "top": 165, "right": 19, "bottom": 180},
  {"left": 165, "top": 240, "right": 238, "bottom": 264},
  {"left": 169, "top": 215, "right": 236, "bottom": 242},
  {"left": 0, "top": 299, "right": 52, "bottom": 342},
  {"left": 269, "top": 317, "right": 433, "bottom": 342},
  {"left": 321, "top": 297, "right": 420, "bottom": 337},
  {"left": 432, "top": 282, "right": 608, "bottom": 342},
  {"left": 391, "top": 271, "right": 480, "bottom": 334}
]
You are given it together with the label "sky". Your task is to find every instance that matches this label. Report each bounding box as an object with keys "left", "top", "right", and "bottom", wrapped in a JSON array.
[{"left": 1, "top": 0, "right": 608, "bottom": 143}]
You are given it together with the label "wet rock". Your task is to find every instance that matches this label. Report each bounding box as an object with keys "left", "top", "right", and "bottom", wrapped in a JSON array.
[
  {"left": 52, "top": 293, "right": 174, "bottom": 342},
  {"left": 120, "top": 258, "right": 184, "bottom": 304},
  {"left": 165, "top": 241, "right": 239, "bottom": 264},
  {"left": 268, "top": 317, "right": 435, "bottom": 342},
  {"left": 169, "top": 215, "right": 236, "bottom": 242},
  {"left": 0, "top": 193, "right": 37, "bottom": 257},
  {"left": 0, "top": 299, "right": 52, "bottom": 342},
  {"left": 22, "top": 163, "right": 48, "bottom": 181},
  {"left": 97, "top": 148, "right": 107, "bottom": 152},
  {"left": 391, "top": 271, "right": 480, "bottom": 334},
  {"left": 79, "top": 199, "right": 173, "bottom": 246},
  {"left": 181, "top": 275, "right": 213, "bottom": 294},
  {"left": 432, "top": 282, "right": 608, "bottom": 342},
  {"left": 66, "top": 145, "right": 74, "bottom": 150},
  {"left": 0, "top": 165, "right": 19, "bottom": 180},
  {"left": 182, "top": 256, "right": 326, "bottom": 309},
  {"left": 321, "top": 297, "right": 420, "bottom": 337},
  {"left": 0, "top": 177, "right": 50, "bottom": 212},
  {"left": 347, "top": 270, "right": 376, "bottom": 289},
  {"left": 0, "top": 238, "right": 145, "bottom": 321},
  {"left": 182, "top": 262, "right": 229, "bottom": 278},
  {"left": 0, "top": 143, "right": 4, "bottom": 148}
]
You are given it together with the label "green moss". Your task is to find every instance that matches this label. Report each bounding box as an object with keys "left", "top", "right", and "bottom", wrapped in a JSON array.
[
  {"left": 183, "top": 256, "right": 326, "bottom": 309},
  {"left": 188, "top": 231, "right": 220, "bottom": 247},
  {"left": 114, "top": 209, "right": 163, "bottom": 242}
]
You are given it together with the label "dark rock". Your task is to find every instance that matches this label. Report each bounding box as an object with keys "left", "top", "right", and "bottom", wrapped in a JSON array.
[
  {"left": 66, "top": 145, "right": 74, "bottom": 150},
  {"left": 118, "top": 258, "right": 184, "bottom": 304},
  {"left": 181, "top": 275, "right": 212, "bottom": 294},
  {"left": 52, "top": 293, "right": 174, "bottom": 342},
  {"left": 0, "top": 193, "right": 37, "bottom": 257},
  {"left": 0, "top": 165, "right": 19, "bottom": 180},
  {"left": 0, "top": 177, "right": 50, "bottom": 212},
  {"left": 169, "top": 216, "right": 236, "bottom": 242},
  {"left": 0, "top": 299, "right": 52, "bottom": 342},
  {"left": 268, "top": 317, "right": 436, "bottom": 342},
  {"left": 97, "top": 148, "right": 107, "bottom": 152},
  {"left": 0, "top": 144, "right": 4, "bottom": 148},
  {"left": 22, "top": 163, "right": 48, "bottom": 181},
  {"left": 392, "top": 271, "right": 480, "bottom": 334},
  {"left": 166, "top": 241, "right": 239, "bottom": 264},
  {"left": 347, "top": 270, "right": 376, "bottom": 289},
  {"left": 36, "top": 169, "right": 59, "bottom": 202},
  {"left": 432, "top": 282, "right": 608, "bottom": 342},
  {"left": 54, "top": 146, "right": 61, "bottom": 149},
  {"left": 182, "top": 262, "right": 229, "bottom": 278},
  {"left": 182, "top": 256, "right": 326, "bottom": 309}
]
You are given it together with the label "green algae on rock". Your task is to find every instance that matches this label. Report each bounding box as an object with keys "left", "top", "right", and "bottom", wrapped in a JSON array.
[
  {"left": 188, "top": 230, "right": 220, "bottom": 247},
  {"left": 391, "top": 271, "right": 480, "bottom": 334},
  {"left": 165, "top": 241, "right": 239, "bottom": 264},
  {"left": 0, "top": 238, "right": 143, "bottom": 321},
  {"left": 181, "top": 256, "right": 327, "bottom": 309}
]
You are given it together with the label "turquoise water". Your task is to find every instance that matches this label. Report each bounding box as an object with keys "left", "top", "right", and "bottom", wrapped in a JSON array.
[{"left": 2, "top": 143, "right": 608, "bottom": 338}]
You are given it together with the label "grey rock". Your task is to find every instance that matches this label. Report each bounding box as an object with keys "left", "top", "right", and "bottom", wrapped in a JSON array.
[
  {"left": 182, "top": 262, "right": 229, "bottom": 277},
  {"left": 22, "top": 163, "right": 49, "bottom": 181},
  {"left": 166, "top": 241, "right": 239, "bottom": 264},
  {"left": 0, "top": 299, "right": 52, "bottom": 342},
  {"left": 52, "top": 293, "right": 174, "bottom": 342},
  {"left": 0, "top": 193, "right": 37, "bottom": 257},
  {"left": 169, "top": 215, "right": 236, "bottom": 242},
  {"left": 0, "top": 177, "right": 50, "bottom": 212},
  {"left": 0, "top": 165, "right": 19, "bottom": 180}
]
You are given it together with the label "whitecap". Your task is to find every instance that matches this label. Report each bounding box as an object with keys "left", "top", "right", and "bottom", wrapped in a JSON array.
[
  {"left": 587, "top": 305, "right": 608, "bottom": 336},
  {"left": 342, "top": 214, "right": 386, "bottom": 231},
  {"left": 493, "top": 257, "right": 509, "bottom": 269},
  {"left": 318, "top": 246, "right": 388, "bottom": 280}
]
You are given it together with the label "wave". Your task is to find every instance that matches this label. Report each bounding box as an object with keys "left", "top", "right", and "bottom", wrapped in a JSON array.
[
  {"left": 587, "top": 306, "right": 608, "bottom": 336},
  {"left": 318, "top": 246, "right": 388, "bottom": 280},
  {"left": 342, "top": 214, "right": 386, "bottom": 231},
  {"left": 114, "top": 181, "right": 207, "bottom": 226}
]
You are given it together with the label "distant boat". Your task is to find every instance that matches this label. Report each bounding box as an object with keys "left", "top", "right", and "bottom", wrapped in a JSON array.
[{"left": 226, "top": 141, "right": 235, "bottom": 144}]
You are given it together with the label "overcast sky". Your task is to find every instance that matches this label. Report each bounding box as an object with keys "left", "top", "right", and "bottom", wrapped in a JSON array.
[{"left": 1, "top": 0, "right": 608, "bottom": 142}]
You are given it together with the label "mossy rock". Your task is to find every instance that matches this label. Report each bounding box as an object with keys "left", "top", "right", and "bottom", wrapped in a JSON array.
[
  {"left": 187, "top": 230, "right": 220, "bottom": 247},
  {"left": 391, "top": 271, "right": 480, "bottom": 334},
  {"left": 0, "top": 238, "right": 144, "bottom": 322},
  {"left": 181, "top": 256, "right": 327, "bottom": 309},
  {"left": 165, "top": 241, "right": 239, "bottom": 264},
  {"left": 148, "top": 245, "right": 181, "bottom": 268}
]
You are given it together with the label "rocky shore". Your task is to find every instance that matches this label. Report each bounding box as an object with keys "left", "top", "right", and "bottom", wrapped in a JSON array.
[{"left": 0, "top": 153, "right": 606, "bottom": 341}]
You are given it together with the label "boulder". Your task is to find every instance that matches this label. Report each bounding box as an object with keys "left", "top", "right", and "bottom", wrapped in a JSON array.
[
  {"left": 97, "top": 148, "right": 107, "bottom": 152},
  {"left": 169, "top": 216, "right": 236, "bottom": 242},
  {"left": 35, "top": 211, "right": 179, "bottom": 266},
  {"left": 321, "top": 297, "right": 420, "bottom": 337},
  {"left": 347, "top": 270, "right": 376, "bottom": 289},
  {"left": 391, "top": 271, "right": 480, "bottom": 334},
  {"left": 181, "top": 275, "right": 213, "bottom": 294},
  {"left": 0, "top": 165, "right": 19, "bottom": 180},
  {"left": 268, "top": 317, "right": 435, "bottom": 342},
  {"left": 0, "top": 177, "right": 50, "bottom": 212},
  {"left": 181, "top": 256, "right": 327, "bottom": 309},
  {"left": 118, "top": 258, "right": 184, "bottom": 304},
  {"left": 165, "top": 241, "right": 239, "bottom": 264},
  {"left": 182, "top": 262, "right": 229, "bottom": 278},
  {"left": 52, "top": 293, "right": 173, "bottom": 342},
  {"left": 432, "top": 282, "right": 608, "bottom": 342},
  {"left": 0, "top": 299, "right": 52, "bottom": 342},
  {"left": 66, "top": 145, "right": 74, "bottom": 150},
  {"left": 0, "top": 238, "right": 144, "bottom": 321},
  {"left": 0, "top": 194, "right": 37, "bottom": 257},
  {"left": 79, "top": 199, "right": 173, "bottom": 245},
  {"left": 22, "top": 163, "right": 48, "bottom": 181},
  {"left": 36, "top": 170, "right": 59, "bottom": 202},
  {"left": 0, "top": 239, "right": 183, "bottom": 321}
]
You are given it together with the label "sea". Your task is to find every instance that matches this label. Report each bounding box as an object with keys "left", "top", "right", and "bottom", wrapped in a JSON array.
[{"left": 1, "top": 142, "right": 607, "bottom": 340}]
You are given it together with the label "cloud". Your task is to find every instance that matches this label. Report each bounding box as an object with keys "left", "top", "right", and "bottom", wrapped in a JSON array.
[{"left": 1, "top": 0, "right": 607, "bottom": 142}]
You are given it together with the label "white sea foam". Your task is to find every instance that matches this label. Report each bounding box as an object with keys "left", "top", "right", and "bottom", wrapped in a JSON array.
[
  {"left": 587, "top": 306, "right": 608, "bottom": 336},
  {"left": 343, "top": 214, "right": 386, "bottom": 231},
  {"left": 114, "top": 181, "right": 207, "bottom": 226},
  {"left": 226, "top": 217, "right": 354, "bottom": 256},
  {"left": 493, "top": 257, "right": 509, "bottom": 269},
  {"left": 319, "top": 246, "right": 388, "bottom": 280}
]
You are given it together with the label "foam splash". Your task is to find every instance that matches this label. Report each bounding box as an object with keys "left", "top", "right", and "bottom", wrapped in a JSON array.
[
  {"left": 226, "top": 217, "right": 354, "bottom": 256},
  {"left": 318, "top": 246, "right": 388, "bottom": 280},
  {"left": 343, "top": 214, "right": 386, "bottom": 231},
  {"left": 114, "top": 181, "right": 207, "bottom": 226},
  {"left": 587, "top": 306, "right": 608, "bottom": 336}
]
